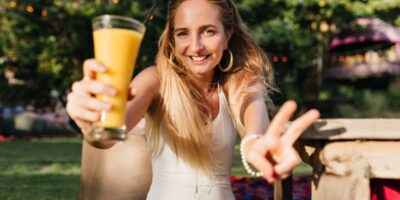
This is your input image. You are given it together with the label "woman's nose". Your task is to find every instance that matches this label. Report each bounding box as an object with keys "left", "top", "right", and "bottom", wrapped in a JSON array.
[{"left": 190, "top": 36, "right": 205, "bottom": 53}]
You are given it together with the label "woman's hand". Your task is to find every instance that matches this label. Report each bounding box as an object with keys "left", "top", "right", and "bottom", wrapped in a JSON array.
[
  {"left": 66, "top": 59, "right": 117, "bottom": 133},
  {"left": 245, "top": 100, "right": 320, "bottom": 183}
]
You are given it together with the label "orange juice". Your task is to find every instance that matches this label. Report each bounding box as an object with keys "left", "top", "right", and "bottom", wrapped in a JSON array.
[{"left": 93, "top": 28, "right": 144, "bottom": 128}]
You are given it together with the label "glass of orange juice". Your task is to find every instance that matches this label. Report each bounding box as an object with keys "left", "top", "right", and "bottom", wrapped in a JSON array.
[{"left": 88, "top": 15, "right": 145, "bottom": 141}]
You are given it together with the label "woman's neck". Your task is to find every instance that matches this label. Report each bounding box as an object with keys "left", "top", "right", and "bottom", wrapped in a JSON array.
[{"left": 191, "top": 70, "right": 217, "bottom": 94}]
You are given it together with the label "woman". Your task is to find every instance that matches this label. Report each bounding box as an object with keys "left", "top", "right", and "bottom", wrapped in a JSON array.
[{"left": 67, "top": 0, "right": 320, "bottom": 199}]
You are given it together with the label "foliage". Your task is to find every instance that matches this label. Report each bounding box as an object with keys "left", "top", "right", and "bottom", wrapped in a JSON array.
[
  {"left": 317, "top": 79, "right": 400, "bottom": 118},
  {"left": 0, "top": 0, "right": 399, "bottom": 112},
  {"left": 233, "top": 0, "right": 400, "bottom": 103},
  {"left": 0, "top": 0, "right": 161, "bottom": 107}
]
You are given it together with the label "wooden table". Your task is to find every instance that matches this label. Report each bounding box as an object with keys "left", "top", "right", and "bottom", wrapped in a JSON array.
[{"left": 294, "top": 119, "right": 400, "bottom": 200}]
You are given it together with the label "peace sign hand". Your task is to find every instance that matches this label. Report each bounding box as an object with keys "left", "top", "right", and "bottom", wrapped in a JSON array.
[{"left": 245, "top": 100, "right": 320, "bottom": 183}]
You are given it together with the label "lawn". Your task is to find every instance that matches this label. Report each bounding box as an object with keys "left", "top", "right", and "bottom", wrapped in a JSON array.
[
  {"left": 0, "top": 138, "right": 82, "bottom": 200},
  {"left": 0, "top": 137, "right": 311, "bottom": 199}
]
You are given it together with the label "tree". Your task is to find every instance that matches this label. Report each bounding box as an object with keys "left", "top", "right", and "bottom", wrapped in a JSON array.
[
  {"left": 0, "top": 0, "right": 161, "bottom": 107},
  {"left": 234, "top": 0, "right": 400, "bottom": 102},
  {"left": 1, "top": 0, "right": 399, "bottom": 107}
]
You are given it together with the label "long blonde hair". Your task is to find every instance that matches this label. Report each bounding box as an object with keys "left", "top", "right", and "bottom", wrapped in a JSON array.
[{"left": 146, "top": 0, "right": 275, "bottom": 172}]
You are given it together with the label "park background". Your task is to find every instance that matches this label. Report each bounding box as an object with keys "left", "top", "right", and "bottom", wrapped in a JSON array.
[{"left": 0, "top": 0, "right": 400, "bottom": 199}]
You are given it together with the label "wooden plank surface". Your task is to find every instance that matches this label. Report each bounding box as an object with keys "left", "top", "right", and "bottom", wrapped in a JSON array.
[
  {"left": 320, "top": 141, "right": 400, "bottom": 179},
  {"left": 312, "top": 172, "right": 370, "bottom": 200},
  {"left": 300, "top": 119, "right": 400, "bottom": 140},
  {"left": 297, "top": 141, "right": 400, "bottom": 199}
]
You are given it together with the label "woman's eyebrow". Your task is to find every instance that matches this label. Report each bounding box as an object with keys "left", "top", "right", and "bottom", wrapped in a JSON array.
[
  {"left": 200, "top": 24, "right": 217, "bottom": 29},
  {"left": 174, "top": 27, "right": 188, "bottom": 32},
  {"left": 174, "top": 24, "right": 217, "bottom": 32}
]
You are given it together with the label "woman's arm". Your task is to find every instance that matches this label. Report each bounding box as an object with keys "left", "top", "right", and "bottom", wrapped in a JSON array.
[
  {"left": 242, "top": 93, "right": 270, "bottom": 135},
  {"left": 125, "top": 66, "right": 160, "bottom": 132}
]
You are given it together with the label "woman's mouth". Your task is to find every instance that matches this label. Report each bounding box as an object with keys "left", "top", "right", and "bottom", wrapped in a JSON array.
[{"left": 190, "top": 55, "right": 210, "bottom": 62}]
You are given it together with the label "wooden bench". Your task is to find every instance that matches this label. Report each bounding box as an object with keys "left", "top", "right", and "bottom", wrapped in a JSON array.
[{"left": 293, "top": 119, "right": 400, "bottom": 200}]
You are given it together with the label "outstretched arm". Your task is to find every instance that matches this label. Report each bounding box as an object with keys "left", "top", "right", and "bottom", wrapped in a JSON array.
[{"left": 125, "top": 66, "right": 160, "bottom": 132}]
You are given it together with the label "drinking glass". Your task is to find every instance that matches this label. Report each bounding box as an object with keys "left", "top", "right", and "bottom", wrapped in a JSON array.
[{"left": 88, "top": 15, "right": 145, "bottom": 141}]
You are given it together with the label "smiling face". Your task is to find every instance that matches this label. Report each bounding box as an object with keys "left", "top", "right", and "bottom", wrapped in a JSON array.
[{"left": 173, "top": 0, "right": 231, "bottom": 80}]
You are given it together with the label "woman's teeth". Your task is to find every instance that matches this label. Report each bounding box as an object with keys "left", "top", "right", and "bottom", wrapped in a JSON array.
[{"left": 191, "top": 55, "right": 207, "bottom": 61}]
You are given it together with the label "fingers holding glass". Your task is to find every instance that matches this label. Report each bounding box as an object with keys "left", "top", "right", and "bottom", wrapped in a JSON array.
[
  {"left": 66, "top": 59, "right": 116, "bottom": 129},
  {"left": 72, "top": 79, "right": 117, "bottom": 97},
  {"left": 83, "top": 59, "right": 106, "bottom": 80},
  {"left": 128, "top": 85, "right": 138, "bottom": 100},
  {"left": 66, "top": 94, "right": 101, "bottom": 122}
]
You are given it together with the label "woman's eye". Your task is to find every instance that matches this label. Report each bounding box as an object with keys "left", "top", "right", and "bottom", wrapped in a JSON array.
[
  {"left": 176, "top": 31, "right": 188, "bottom": 38},
  {"left": 203, "top": 29, "right": 215, "bottom": 36}
]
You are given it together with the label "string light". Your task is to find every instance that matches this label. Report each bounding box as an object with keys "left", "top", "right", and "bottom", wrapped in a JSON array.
[
  {"left": 27, "top": 6, "right": 34, "bottom": 13},
  {"left": 319, "top": 0, "right": 326, "bottom": 8},
  {"left": 331, "top": 45, "right": 397, "bottom": 66},
  {"left": 149, "top": 15, "right": 154, "bottom": 21},
  {"left": 319, "top": 21, "right": 329, "bottom": 32},
  {"left": 330, "top": 24, "right": 337, "bottom": 32},
  {"left": 10, "top": 1, "right": 16, "bottom": 8},
  {"left": 41, "top": 10, "right": 48, "bottom": 17},
  {"left": 270, "top": 56, "right": 290, "bottom": 63}
]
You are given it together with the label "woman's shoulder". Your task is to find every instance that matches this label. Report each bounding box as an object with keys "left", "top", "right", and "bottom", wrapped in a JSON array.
[
  {"left": 133, "top": 66, "right": 160, "bottom": 89},
  {"left": 137, "top": 66, "right": 158, "bottom": 78}
]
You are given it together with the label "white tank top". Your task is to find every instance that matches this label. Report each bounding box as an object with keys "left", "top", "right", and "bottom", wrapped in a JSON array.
[{"left": 146, "top": 90, "right": 237, "bottom": 200}]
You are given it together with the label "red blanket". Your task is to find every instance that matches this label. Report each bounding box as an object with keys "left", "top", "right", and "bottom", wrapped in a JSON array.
[
  {"left": 232, "top": 176, "right": 400, "bottom": 200},
  {"left": 371, "top": 179, "right": 400, "bottom": 200},
  {"left": 231, "top": 176, "right": 311, "bottom": 200}
]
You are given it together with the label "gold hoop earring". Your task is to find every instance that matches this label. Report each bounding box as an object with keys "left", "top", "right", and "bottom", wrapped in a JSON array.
[{"left": 218, "top": 49, "right": 233, "bottom": 72}]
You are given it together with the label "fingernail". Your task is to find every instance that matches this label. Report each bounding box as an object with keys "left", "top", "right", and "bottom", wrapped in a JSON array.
[
  {"left": 110, "top": 88, "right": 117, "bottom": 96},
  {"left": 99, "top": 66, "right": 106, "bottom": 72},
  {"left": 96, "top": 64, "right": 106, "bottom": 72},
  {"left": 105, "top": 103, "right": 112, "bottom": 110},
  {"left": 272, "top": 170, "right": 279, "bottom": 179}
]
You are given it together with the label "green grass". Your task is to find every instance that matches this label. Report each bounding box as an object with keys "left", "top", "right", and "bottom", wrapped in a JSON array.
[
  {"left": 0, "top": 137, "right": 311, "bottom": 199},
  {"left": 0, "top": 138, "right": 82, "bottom": 200}
]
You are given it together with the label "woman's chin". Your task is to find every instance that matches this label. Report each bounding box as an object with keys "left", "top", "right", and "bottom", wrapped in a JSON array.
[{"left": 190, "top": 67, "right": 213, "bottom": 76}]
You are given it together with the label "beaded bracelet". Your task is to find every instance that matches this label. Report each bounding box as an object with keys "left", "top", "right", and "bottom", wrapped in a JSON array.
[{"left": 240, "top": 134, "right": 263, "bottom": 177}]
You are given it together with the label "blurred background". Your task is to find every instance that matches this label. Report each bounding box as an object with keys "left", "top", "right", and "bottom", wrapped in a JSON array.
[{"left": 0, "top": 0, "right": 399, "bottom": 199}]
